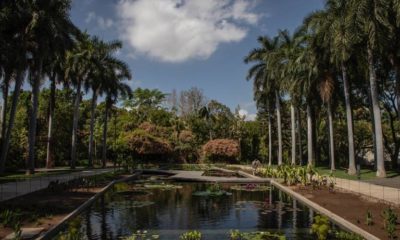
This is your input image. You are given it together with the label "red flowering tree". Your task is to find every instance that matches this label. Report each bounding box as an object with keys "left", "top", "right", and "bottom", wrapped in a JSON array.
[{"left": 202, "top": 139, "right": 239, "bottom": 163}]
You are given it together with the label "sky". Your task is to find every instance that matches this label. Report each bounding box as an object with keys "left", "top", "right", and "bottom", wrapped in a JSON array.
[{"left": 70, "top": 0, "right": 325, "bottom": 120}]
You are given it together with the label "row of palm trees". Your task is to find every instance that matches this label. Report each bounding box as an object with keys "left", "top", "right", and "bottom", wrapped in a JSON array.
[
  {"left": 0, "top": 0, "right": 132, "bottom": 174},
  {"left": 245, "top": 0, "right": 400, "bottom": 178}
]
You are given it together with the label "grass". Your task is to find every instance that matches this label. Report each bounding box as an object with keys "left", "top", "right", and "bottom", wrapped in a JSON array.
[
  {"left": 0, "top": 168, "right": 78, "bottom": 184},
  {"left": 314, "top": 166, "right": 400, "bottom": 181}
]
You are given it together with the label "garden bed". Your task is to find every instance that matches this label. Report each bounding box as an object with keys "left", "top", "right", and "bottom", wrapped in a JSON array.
[
  {"left": 292, "top": 185, "right": 400, "bottom": 240},
  {"left": 202, "top": 169, "right": 244, "bottom": 178},
  {"left": 0, "top": 172, "right": 128, "bottom": 239}
]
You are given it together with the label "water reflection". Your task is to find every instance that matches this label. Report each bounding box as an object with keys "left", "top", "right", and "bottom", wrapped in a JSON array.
[{"left": 62, "top": 181, "right": 322, "bottom": 239}]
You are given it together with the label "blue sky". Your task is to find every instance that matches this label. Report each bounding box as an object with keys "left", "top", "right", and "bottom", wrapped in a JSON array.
[{"left": 70, "top": 0, "right": 324, "bottom": 119}]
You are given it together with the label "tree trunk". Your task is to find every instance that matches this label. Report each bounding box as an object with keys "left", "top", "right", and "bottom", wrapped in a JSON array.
[
  {"left": 46, "top": 76, "right": 56, "bottom": 168},
  {"left": 341, "top": 62, "right": 356, "bottom": 175},
  {"left": 307, "top": 103, "right": 314, "bottom": 166},
  {"left": 327, "top": 101, "right": 335, "bottom": 171},
  {"left": 1, "top": 73, "right": 10, "bottom": 141},
  {"left": 268, "top": 110, "right": 272, "bottom": 166},
  {"left": 27, "top": 60, "right": 42, "bottom": 175},
  {"left": 102, "top": 98, "right": 110, "bottom": 168},
  {"left": 88, "top": 89, "right": 98, "bottom": 167},
  {"left": 297, "top": 107, "right": 303, "bottom": 165},
  {"left": 0, "top": 72, "right": 24, "bottom": 174},
  {"left": 291, "top": 104, "right": 296, "bottom": 165},
  {"left": 71, "top": 79, "right": 82, "bottom": 170},
  {"left": 276, "top": 91, "right": 282, "bottom": 165},
  {"left": 368, "top": 47, "right": 386, "bottom": 177}
]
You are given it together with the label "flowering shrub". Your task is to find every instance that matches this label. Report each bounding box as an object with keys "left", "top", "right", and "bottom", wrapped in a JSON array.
[
  {"left": 202, "top": 139, "right": 239, "bottom": 163},
  {"left": 125, "top": 129, "right": 172, "bottom": 159}
]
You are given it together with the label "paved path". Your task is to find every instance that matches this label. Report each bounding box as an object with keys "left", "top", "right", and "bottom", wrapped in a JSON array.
[
  {"left": 0, "top": 168, "right": 114, "bottom": 202},
  {"left": 142, "top": 168, "right": 270, "bottom": 183},
  {"left": 335, "top": 177, "right": 400, "bottom": 206}
]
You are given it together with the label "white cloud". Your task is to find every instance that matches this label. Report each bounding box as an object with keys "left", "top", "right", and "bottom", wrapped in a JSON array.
[
  {"left": 116, "top": 0, "right": 260, "bottom": 62},
  {"left": 238, "top": 109, "right": 257, "bottom": 121},
  {"left": 85, "top": 12, "right": 114, "bottom": 29}
]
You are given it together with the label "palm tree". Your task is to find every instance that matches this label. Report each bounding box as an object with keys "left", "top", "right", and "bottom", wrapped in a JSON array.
[
  {"left": 24, "top": 0, "right": 77, "bottom": 174},
  {"left": 86, "top": 38, "right": 123, "bottom": 168},
  {"left": 351, "top": 0, "right": 389, "bottom": 177},
  {"left": 308, "top": 1, "right": 358, "bottom": 174},
  {"left": 99, "top": 57, "right": 132, "bottom": 168},
  {"left": 245, "top": 36, "right": 282, "bottom": 165},
  {"left": 0, "top": 1, "right": 32, "bottom": 173},
  {"left": 65, "top": 33, "right": 95, "bottom": 169}
]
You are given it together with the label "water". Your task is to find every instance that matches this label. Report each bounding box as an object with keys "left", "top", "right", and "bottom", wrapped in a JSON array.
[{"left": 56, "top": 176, "right": 339, "bottom": 239}]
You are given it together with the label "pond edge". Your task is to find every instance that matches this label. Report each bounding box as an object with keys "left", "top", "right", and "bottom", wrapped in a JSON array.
[
  {"left": 36, "top": 171, "right": 142, "bottom": 240},
  {"left": 270, "top": 179, "right": 380, "bottom": 240}
]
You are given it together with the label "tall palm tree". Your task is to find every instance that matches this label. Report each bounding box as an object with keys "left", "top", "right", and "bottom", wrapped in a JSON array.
[
  {"left": 86, "top": 38, "right": 123, "bottom": 168},
  {"left": 245, "top": 36, "right": 282, "bottom": 165},
  {"left": 0, "top": 1, "right": 31, "bottom": 173},
  {"left": 65, "top": 33, "right": 95, "bottom": 169},
  {"left": 99, "top": 57, "right": 132, "bottom": 168},
  {"left": 305, "top": 2, "right": 358, "bottom": 174},
  {"left": 24, "top": 0, "right": 77, "bottom": 174},
  {"left": 351, "top": 0, "right": 389, "bottom": 177}
]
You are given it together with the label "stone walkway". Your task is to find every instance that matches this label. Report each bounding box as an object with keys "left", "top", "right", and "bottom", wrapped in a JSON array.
[
  {"left": 0, "top": 168, "right": 114, "bottom": 202},
  {"left": 142, "top": 168, "right": 270, "bottom": 183},
  {"left": 335, "top": 177, "right": 400, "bottom": 206}
]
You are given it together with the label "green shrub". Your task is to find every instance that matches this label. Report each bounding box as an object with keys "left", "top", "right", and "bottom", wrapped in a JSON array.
[
  {"left": 311, "top": 215, "right": 331, "bottom": 240},
  {"left": 180, "top": 230, "right": 202, "bottom": 240}
]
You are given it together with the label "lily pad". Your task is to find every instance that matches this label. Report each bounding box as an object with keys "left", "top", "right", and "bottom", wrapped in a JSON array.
[{"left": 116, "top": 190, "right": 152, "bottom": 196}]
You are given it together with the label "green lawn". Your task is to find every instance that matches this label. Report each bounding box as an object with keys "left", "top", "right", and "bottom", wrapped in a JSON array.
[
  {"left": 315, "top": 166, "right": 400, "bottom": 180},
  {"left": 0, "top": 169, "right": 75, "bottom": 184}
]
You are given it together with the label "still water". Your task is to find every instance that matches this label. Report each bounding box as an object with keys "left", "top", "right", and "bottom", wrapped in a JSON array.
[{"left": 55, "top": 176, "right": 337, "bottom": 239}]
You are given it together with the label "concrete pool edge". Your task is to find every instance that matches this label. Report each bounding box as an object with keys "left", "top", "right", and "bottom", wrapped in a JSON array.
[
  {"left": 270, "top": 179, "right": 380, "bottom": 240},
  {"left": 36, "top": 172, "right": 142, "bottom": 240}
]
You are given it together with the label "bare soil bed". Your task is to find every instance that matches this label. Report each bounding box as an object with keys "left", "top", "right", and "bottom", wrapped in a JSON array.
[
  {"left": 292, "top": 185, "right": 400, "bottom": 240},
  {"left": 0, "top": 173, "right": 129, "bottom": 239}
]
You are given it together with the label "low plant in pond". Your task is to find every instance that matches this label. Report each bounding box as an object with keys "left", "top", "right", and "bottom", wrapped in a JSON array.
[
  {"left": 229, "top": 230, "right": 286, "bottom": 240},
  {"left": 192, "top": 183, "right": 232, "bottom": 197},
  {"left": 122, "top": 230, "right": 160, "bottom": 240},
  {"left": 180, "top": 230, "right": 202, "bottom": 240},
  {"left": 311, "top": 215, "right": 331, "bottom": 240},
  {"left": 230, "top": 184, "right": 270, "bottom": 192}
]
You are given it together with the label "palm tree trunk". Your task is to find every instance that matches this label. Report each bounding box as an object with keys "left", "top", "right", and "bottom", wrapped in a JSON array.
[
  {"left": 88, "top": 89, "right": 98, "bottom": 168},
  {"left": 46, "top": 75, "right": 56, "bottom": 168},
  {"left": 27, "top": 60, "right": 43, "bottom": 175},
  {"left": 1, "top": 73, "right": 10, "bottom": 141},
  {"left": 268, "top": 110, "right": 272, "bottom": 166},
  {"left": 0, "top": 72, "right": 24, "bottom": 174},
  {"left": 276, "top": 91, "right": 282, "bottom": 165},
  {"left": 290, "top": 103, "right": 296, "bottom": 165},
  {"left": 297, "top": 107, "right": 303, "bottom": 165},
  {"left": 341, "top": 62, "right": 356, "bottom": 175},
  {"left": 327, "top": 101, "right": 335, "bottom": 171},
  {"left": 307, "top": 103, "right": 314, "bottom": 166},
  {"left": 368, "top": 48, "right": 386, "bottom": 177},
  {"left": 71, "top": 79, "right": 82, "bottom": 170},
  {"left": 102, "top": 98, "right": 110, "bottom": 168}
]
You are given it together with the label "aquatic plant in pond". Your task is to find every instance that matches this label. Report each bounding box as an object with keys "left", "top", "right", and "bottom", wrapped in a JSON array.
[
  {"left": 54, "top": 181, "right": 352, "bottom": 239},
  {"left": 180, "top": 230, "right": 202, "bottom": 240},
  {"left": 229, "top": 230, "right": 286, "bottom": 240},
  {"left": 192, "top": 182, "right": 232, "bottom": 197},
  {"left": 311, "top": 215, "right": 330, "bottom": 240},
  {"left": 122, "top": 230, "right": 160, "bottom": 240}
]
